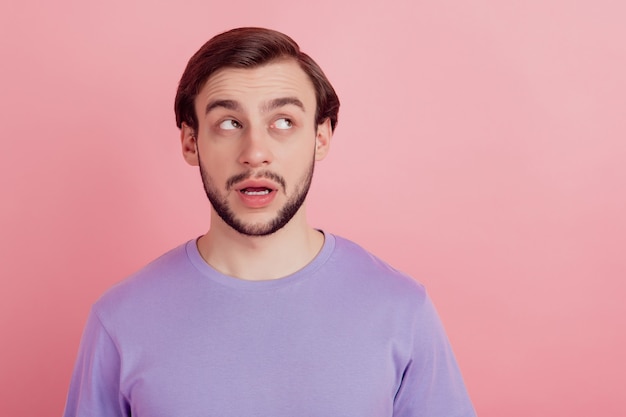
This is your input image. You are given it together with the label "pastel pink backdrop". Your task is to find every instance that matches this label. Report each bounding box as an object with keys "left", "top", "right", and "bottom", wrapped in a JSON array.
[{"left": 1, "top": 0, "right": 625, "bottom": 415}]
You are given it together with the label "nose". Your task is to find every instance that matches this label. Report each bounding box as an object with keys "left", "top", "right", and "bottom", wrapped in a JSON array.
[{"left": 237, "top": 124, "right": 274, "bottom": 168}]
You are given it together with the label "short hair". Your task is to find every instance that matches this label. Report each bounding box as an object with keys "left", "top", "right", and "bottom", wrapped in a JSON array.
[{"left": 175, "top": 27, "right": 340, "bottom": 135}]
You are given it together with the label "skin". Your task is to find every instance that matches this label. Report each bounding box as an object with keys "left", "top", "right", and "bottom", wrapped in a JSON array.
[{"left": 181, "top": 59, "right": 332, "bottom": 281}]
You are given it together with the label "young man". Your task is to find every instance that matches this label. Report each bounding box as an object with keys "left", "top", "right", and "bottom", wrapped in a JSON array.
[{"left": 64, "top": 27, "right": 476, "bottom": 417}]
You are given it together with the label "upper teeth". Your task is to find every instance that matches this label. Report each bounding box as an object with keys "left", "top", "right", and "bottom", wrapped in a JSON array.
[{"left": 243, "top": 189, "right": 270, "bottom": 196}]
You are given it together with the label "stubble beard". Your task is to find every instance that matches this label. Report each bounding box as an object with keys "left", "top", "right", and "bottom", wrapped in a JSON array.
[{"left": 198, "top": 154, "right": 315, "bottom": 237}]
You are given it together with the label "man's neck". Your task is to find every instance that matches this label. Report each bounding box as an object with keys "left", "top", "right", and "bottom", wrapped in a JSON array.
[{"left": 196, "top": 213, "right": 324, "bottom": 281}]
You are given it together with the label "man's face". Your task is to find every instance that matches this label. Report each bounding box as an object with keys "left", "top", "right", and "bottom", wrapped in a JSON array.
[{"left": 181, "top": 59, "right": 331, "bottom": 236}]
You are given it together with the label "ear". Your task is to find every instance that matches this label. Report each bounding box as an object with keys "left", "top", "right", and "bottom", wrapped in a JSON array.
[
  {"left": 181, "top": 123, "right": 199, "bottom": 166},
  {"left": 314, "top": 118, "right": 332, "bottom": 161}
]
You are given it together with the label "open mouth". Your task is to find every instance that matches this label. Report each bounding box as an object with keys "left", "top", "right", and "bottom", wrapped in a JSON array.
[{"left": 240, "top": 187, "right": 272, "bottom": 196}]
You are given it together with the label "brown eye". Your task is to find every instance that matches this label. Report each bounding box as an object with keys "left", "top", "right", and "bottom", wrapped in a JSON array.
[
  {"left": 219, "top": 119, "right": 242, "bottom": 130},
  {"left": 273, "top": 118, "right": 292, "bottom": 130}
]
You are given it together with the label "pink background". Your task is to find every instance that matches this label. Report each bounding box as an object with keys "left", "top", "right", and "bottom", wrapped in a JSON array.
[{"left": 1, "top": 0, "right": 625, "bottom": 415}]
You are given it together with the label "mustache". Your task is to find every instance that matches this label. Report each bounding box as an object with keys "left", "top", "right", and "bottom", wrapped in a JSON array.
[{"left": 226, "top": 170, "right": 287, "bottom": 191}]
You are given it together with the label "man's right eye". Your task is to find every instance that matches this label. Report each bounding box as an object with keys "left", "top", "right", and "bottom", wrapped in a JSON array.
[{"left": 219, "top": 119, "right": 242, "bottom": 130}]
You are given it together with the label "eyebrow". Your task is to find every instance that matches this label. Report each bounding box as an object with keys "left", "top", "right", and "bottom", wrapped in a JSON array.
[
  {"left": 261, "top": 97, "right": 306, "bottom": 114},
  {"left": 205, "top": 99, "right": 240, "bottom": 115},
  {"left": 204, "top": 97, "right": 305, "bottom": 116}
]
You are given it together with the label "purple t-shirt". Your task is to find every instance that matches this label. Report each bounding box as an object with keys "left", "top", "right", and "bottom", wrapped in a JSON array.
[{"left": 64, "top": 233, "right": 475, "bottom": 417}]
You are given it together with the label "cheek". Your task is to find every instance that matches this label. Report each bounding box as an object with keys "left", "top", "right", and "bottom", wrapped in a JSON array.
[
  {"left": 290, "top": 150, "right": 316, "bottom": 177},
  {"left": 199, "top": 153, "right": 228, "bottom": 177}
]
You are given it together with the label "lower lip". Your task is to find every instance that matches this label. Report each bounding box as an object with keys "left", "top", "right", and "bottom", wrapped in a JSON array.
[{"left": 237, "top": 190, "right": 277, "bottom": 208}]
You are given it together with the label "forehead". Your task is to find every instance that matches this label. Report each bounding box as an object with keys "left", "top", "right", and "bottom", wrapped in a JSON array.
[{"left": 195, "top": 59, "right": 317, "bottom": 112}]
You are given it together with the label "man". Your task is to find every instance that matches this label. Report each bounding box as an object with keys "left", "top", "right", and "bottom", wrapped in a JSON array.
[{"left": 64, "top": 27, "right": 476, "bottom": 417}]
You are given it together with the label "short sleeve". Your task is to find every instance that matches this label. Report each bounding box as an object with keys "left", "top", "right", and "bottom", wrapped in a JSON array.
[
  {"left": 393, "top": 294, "right": 476, "bottom": 417},
  {"left": 63, "top": 309, "right": 129, "bottom": 417}
]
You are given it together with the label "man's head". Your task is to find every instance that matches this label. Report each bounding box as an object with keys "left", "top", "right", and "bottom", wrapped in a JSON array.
[
  {"left": 175, "top": 27, "right": 339, "bottom": 137},
  {"left": 176, "top": 28, "right": 340, "bottom": 237}
]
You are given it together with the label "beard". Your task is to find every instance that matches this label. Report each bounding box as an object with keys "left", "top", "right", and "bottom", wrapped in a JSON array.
[{"left": 198, "top": 154, "right": 315, "bottom": 237}]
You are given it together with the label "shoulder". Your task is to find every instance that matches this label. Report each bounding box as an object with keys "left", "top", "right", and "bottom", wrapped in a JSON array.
[
  {"left": 92, "top": 240, "right": 197, "bottom": 323},
  {"left": 326, "top": 234, "right": 429, "bottom": 308}
]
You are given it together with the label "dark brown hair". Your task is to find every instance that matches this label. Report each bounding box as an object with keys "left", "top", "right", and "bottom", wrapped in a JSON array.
[{"left": 174, "top": 27, "right": 340, "bottom": 134}]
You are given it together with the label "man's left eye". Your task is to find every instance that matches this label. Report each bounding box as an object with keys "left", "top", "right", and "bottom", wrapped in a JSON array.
[{"left": 273, "top": 118, "right": 292, "bottom": 130}]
